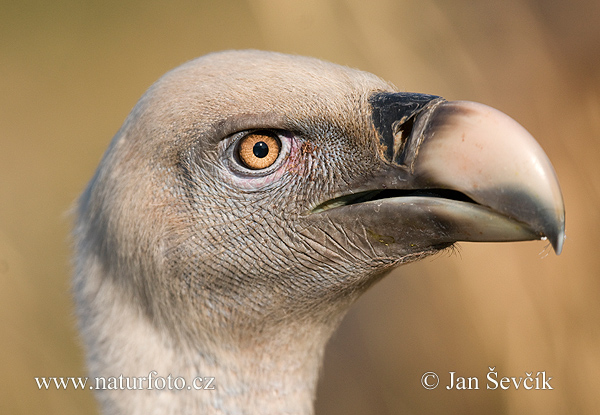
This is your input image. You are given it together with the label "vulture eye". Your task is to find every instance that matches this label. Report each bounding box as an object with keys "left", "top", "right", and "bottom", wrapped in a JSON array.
[{"left": 237, "top": 131, "right": 281, "bottom": 170}]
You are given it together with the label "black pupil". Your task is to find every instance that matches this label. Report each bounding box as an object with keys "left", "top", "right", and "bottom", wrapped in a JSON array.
[{"left": 253, "top": 141, "right": 269, "bottom": 158}]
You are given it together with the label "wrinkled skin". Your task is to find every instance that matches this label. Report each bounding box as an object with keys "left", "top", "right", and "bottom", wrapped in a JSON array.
[{"left": 73, "top": 50, "right": 564, "bottom": 415}]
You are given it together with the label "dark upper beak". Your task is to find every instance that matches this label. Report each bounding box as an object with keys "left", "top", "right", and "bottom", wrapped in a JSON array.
[{"left": 313, "top": 92, "right": 566, "bottom": 255}]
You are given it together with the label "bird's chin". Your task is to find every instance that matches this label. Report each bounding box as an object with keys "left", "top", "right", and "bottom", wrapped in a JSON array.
[{"left": 312, "top": 195, "right": 540, "bottom": 255}]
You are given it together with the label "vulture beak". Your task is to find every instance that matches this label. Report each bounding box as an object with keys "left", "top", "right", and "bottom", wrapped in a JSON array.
[{"left": 313, "top": 93, "right": 566, "bottom": 255}]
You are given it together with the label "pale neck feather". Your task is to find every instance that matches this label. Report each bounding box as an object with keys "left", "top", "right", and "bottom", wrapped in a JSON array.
[{"left": 79, "top": 271, "right": 345, "bottom": 415}]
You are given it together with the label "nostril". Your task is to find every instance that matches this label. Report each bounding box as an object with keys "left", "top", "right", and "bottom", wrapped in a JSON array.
[
  {"left": 369, "top": 92, "right": 443, "bottom": 166},
  {"left": 391, "top": 116, "right": 415, "bottom": 161}
]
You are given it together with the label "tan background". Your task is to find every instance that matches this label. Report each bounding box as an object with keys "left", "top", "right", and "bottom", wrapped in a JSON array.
[{"left": 1, "top": 0, "right": 599, "bottom": 414}]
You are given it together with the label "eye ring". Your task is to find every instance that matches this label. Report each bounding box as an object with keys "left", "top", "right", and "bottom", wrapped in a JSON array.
[{"left": 237, "top": 131, "right": 281, "bottom": 170}]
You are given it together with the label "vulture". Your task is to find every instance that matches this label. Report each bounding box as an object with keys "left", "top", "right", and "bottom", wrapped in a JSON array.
[{"left": 73, "top": 50, "right": 565, "bottom": 415}]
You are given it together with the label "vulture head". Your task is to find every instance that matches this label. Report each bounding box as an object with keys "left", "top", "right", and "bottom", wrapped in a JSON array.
[{"left": 73, "top": 50, "right": 565, "bottom": 414}]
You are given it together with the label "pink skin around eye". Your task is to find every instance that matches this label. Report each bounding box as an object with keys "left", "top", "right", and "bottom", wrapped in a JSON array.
[{"left": 224, "top": 135, "right": 309, "bottom": 190}]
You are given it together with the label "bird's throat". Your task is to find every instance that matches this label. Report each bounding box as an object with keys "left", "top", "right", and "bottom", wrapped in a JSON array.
[{"left": 83, "top": 282, "right": 340, "bottom": 415}]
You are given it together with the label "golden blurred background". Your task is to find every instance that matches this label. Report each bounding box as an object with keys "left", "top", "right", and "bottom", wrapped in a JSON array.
[{"left": 1, "top": 0, "right": 599, "bottom": 413}]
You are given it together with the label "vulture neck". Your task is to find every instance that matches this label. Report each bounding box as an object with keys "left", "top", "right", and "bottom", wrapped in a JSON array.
[
  {"left": 94, "top": 286, "right": 347, "bottom": 415},
  {"left": 191, "top": 324, "right": 337, "bottom": 415}
]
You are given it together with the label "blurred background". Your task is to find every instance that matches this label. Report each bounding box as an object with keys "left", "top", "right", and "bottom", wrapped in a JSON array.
[{"left": 1, "top": 0, "right": 599, "bottom": 413}]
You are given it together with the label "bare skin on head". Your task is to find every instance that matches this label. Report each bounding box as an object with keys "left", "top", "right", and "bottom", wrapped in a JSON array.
[{"left": 73, "top": 50, "right": 565, "bottom": 415}]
